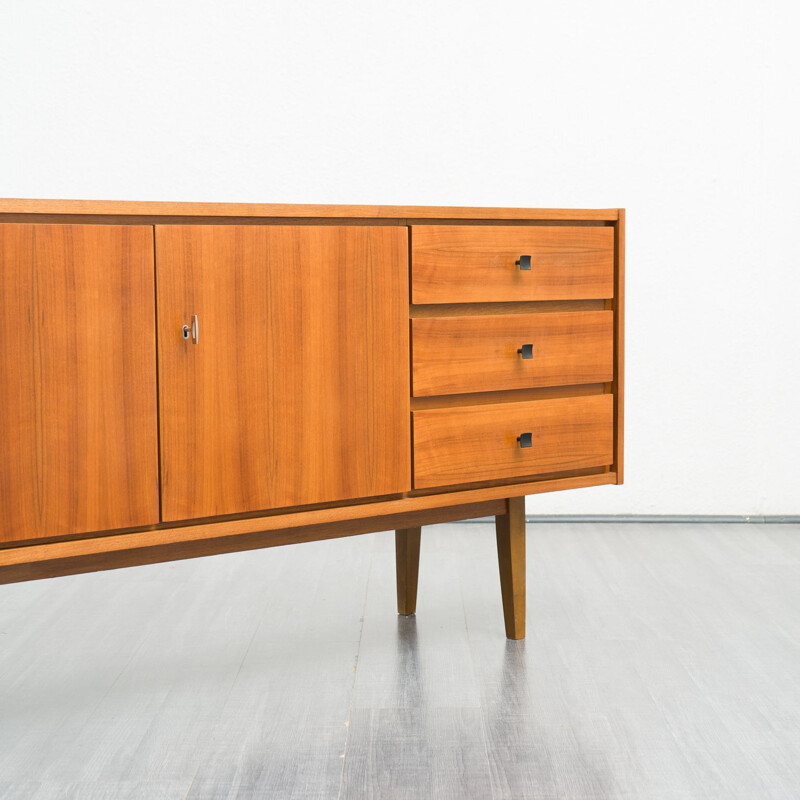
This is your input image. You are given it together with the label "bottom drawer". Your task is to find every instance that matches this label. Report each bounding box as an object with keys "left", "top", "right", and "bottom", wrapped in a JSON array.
[{"left": 413, "top": 394, "right": 613, "bottom": 489}]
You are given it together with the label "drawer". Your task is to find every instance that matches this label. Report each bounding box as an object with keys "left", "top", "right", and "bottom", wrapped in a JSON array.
[
  {"left": 412, "top": 310, "right": 613, "bottom": 396},
  {"left": 411, "top": 225, "right": 614, "bottom": 303},
  {"left": 412, "top": 394, "right": 613, "bottom": 489}
]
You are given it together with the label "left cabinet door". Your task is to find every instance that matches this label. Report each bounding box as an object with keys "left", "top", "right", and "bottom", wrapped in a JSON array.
[{"left": 0, "top": 224, "right": 160, "bottom": 543}]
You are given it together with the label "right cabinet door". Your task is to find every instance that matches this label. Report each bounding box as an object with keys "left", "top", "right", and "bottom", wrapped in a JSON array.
[{"left": 156, "top": 225, "right": 410, "bottom": 522}]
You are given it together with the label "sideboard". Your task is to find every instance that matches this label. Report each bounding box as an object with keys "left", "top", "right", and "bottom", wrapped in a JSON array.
[{"left": 0, "top": 200, "right": 624, "bottom": 639}]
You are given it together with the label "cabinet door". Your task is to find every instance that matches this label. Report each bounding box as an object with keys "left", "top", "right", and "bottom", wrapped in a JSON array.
[
  {"left": 0, "top": 224, "right": 159, "bottom": 543},
  {"left": 156, "top": 225, "right": 410, "bottom": 521}
]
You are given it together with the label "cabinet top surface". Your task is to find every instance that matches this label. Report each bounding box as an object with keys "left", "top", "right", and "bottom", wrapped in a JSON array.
[{"left": 0, "top": 198, "right": 621, "bottom": 221}]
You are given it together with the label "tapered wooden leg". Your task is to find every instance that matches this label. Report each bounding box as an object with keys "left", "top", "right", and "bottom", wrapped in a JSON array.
[
  {"left": 496, "top": 496, "right": 526, "bottom": 639},
  {"left": 395, "top": 527, "right": 421, "bottom": 615}
]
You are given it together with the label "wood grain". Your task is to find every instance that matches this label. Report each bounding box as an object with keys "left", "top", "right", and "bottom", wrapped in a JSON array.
[
  {"left": 0, "top": 198, "right": 620, "bottom": 221},
  {"left": 412, "top": 311, "right": 614, "bottom": 396},
  {"left": 0, "top": 223, "right": 159, "bottom": 543},
  {"left": 395, "top": 527, "right": 422, "bottom": 615},
  {"left": 495, "top": 496, "right": 526, "bottom": 639},
  {"left": 156, "top": 225, "right": 410, "bottom": 521},
  {"left": 413, "top": 395, "right": 614, "bottom": 489},
  {"left": 411, "top": 225, "right": 614, "bottom": 303}
]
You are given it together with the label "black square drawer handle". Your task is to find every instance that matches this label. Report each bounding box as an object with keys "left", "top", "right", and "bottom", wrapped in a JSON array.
[
  {"left": 517, "top": 343, "right": 534, "bottom": 359},
  {"left": 515, "top": 255, "right": 532, "bottom": 270},
  {"left": 517, "top": 432, "right": 533, "bottom": 448}
]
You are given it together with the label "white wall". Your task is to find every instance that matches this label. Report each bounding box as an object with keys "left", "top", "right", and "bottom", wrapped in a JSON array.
[{"left": 1, "top": 1, "right": 798, "bottom": 515}]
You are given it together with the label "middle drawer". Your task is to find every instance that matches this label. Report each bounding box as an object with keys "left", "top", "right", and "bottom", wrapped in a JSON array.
[{"left": 412, "top": 310, "right": 613, "bottom": 397}]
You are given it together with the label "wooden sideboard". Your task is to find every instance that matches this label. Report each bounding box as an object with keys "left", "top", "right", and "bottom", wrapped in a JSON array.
[{"left": 0, "top": 199, "right": 624, "bottom": 639}]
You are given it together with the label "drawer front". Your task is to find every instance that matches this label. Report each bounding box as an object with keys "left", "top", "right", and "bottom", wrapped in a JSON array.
[
  {"left": 413, "top": 394, "right": 613, "bottom": 488},
  {"left": 411, "top": 225, "right": 614, "bottom": 303},
  {"left": 412, "top": 310, "right": 613, "bottom": 396}
]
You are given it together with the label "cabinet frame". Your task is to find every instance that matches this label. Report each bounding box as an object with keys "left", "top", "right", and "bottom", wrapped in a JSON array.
[{"left": 0, "top": 200, "right": 624, "bottom": 640}]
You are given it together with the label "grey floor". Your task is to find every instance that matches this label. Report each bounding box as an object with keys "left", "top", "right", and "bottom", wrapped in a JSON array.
[{"left": 1, "top": 521, "right": 799, "bottom": 800}]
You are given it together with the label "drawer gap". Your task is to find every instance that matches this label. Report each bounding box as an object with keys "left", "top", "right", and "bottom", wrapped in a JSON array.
[
  {"left": 411, "top": 384, "right": 607, "bottom": 410},
  {"left": 410, "top": 300, "right": 607, "bottom": 317}
]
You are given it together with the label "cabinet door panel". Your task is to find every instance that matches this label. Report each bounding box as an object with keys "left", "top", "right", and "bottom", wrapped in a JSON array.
[
  {"left": 0, "top": 224, "right": 159, "bottom": 543},
  {"left": 156, "top": 225, "right": 410, "bottom": 521}
]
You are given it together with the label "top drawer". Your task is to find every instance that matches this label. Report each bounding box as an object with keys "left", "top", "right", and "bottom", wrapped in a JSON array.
[{"left": 411, "top": 225, "right": 614, "bottom": 304}]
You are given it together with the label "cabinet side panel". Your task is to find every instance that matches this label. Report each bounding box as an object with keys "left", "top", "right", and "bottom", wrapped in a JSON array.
[
  {"left": 614, "top": 210, "right": 625, "bottom": 483},
  {"left": 0, "top": 223, "right": 159, "bottom": 542}
]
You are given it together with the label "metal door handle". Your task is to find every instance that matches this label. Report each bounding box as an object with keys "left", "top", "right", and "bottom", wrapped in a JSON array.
[
  {"left": 517, "top": 432, "right": 532, "bottom": 448},
  {"left": 517, "top": 344, "right": 534, "bottom": 359},
  {"left": 515, "top": 255, "right": 532, "bottom": 270},
  {"left": 182, "top": 315, "right": 199, "bottom": 344}
]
